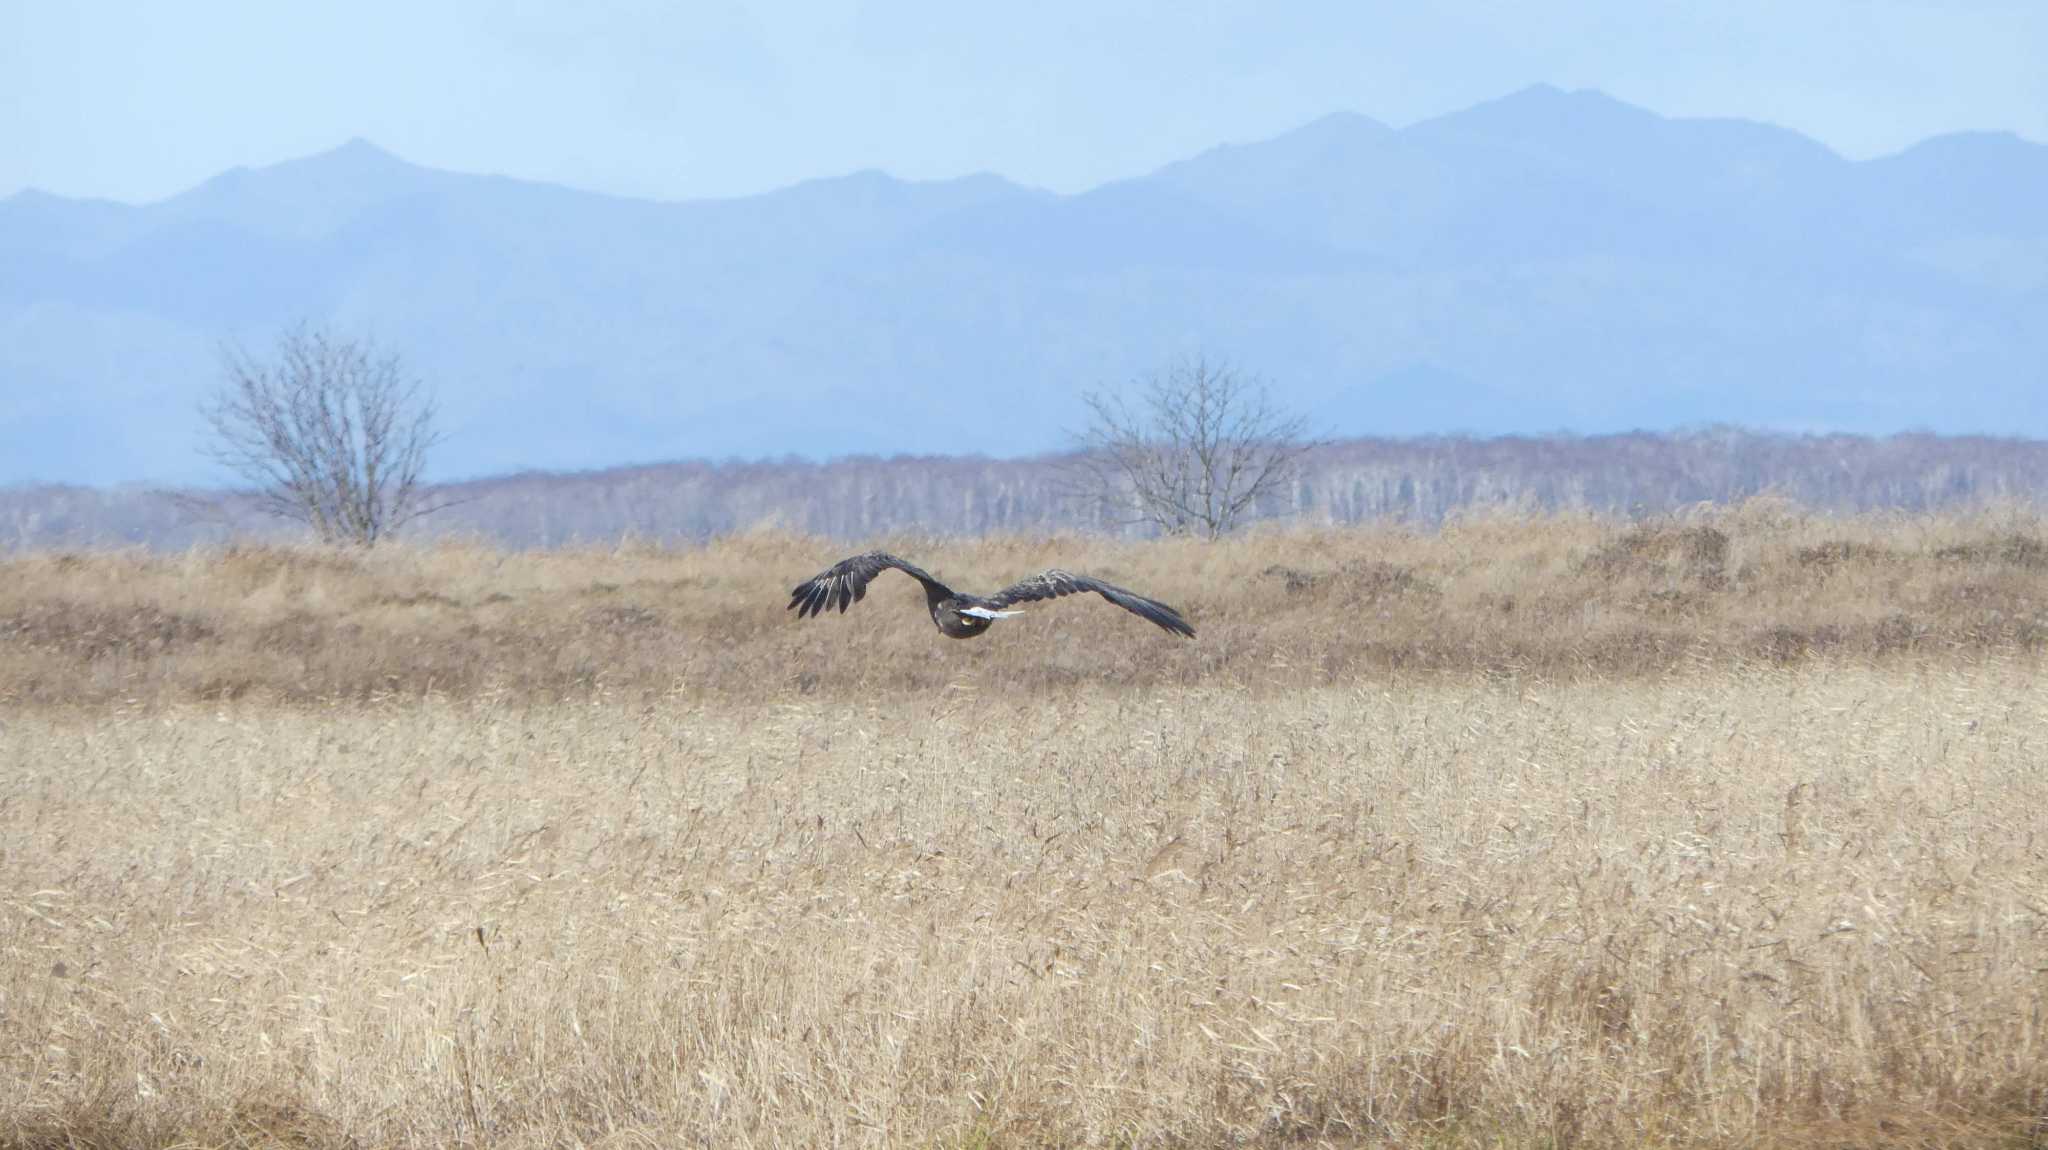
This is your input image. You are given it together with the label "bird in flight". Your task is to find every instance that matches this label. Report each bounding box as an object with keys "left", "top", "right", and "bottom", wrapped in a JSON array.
[{"left": 789, "top": 552, "right": 1195, "bottom": 639}]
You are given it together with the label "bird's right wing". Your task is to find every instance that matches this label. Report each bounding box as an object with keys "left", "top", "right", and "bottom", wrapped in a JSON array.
[
  {"left": 985, "top": 569, "right": 1196, "bottom": 637},
  {"left": 788, "top": 552, "right": 945, "bottom": 618}
]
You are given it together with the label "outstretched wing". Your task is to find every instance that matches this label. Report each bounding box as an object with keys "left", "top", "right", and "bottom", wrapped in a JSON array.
[
  {"left": 788, "top": 552, "right": 946, "bottom": 619},
  {"left": 985, "top": 570, "right": 1195, "bottom": 637}
]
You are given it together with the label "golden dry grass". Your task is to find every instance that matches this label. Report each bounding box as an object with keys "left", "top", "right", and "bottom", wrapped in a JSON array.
[
  {"left": 4, "top": 505, "right": 2048, "bottom": 1148},
  {"left": 2, "top": 500, "right": 2045, "bottom": 706}
]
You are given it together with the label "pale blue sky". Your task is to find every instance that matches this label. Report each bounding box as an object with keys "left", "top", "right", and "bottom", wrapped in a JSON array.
[{"left": 5, "top": 0, "right": 2045, "bottom": 204}]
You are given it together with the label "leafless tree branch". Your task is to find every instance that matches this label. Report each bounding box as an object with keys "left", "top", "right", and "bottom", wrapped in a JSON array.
[
  {"left": 1062, "top": 354, "right": 1317, "bottom": 539},
  {"left": 199, "top": 324, "right": 446, "bottom": 546}
]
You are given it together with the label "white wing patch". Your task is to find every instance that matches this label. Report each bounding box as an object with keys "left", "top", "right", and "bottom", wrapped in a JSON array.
[{"left": 959, "top": 606, "right": 1023, "bottom": 620}]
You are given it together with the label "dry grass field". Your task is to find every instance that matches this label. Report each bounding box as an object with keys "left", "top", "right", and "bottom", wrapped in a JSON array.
[{"left": 4, "top": 502, "right": 2048, "bottom": 1148}]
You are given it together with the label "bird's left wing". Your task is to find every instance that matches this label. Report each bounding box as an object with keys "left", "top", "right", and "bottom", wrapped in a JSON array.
[
  {"left": 788, "top": 552, "right": 945, "bottom": 618},
  {"left": 985, "top": 570, "right": 1195, "bottom": 637}
]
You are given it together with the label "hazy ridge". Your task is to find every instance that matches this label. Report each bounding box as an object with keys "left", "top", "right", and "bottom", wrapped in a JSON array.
[{"left": 4, "top": 84, "right": 2046, "bottom": 487}]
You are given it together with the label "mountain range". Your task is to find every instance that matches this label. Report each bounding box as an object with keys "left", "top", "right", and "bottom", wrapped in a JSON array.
[{"left": 3, "top": 84, "right": 2045, "bottom": 486}]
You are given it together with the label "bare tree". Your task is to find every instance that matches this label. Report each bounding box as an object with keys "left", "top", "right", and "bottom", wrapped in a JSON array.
[
  {"left": 201, "top": 325, "right": 445, "bottom": 546},
  {"left": 1068, "top": 355, "right": 1316, "bottom": 538}
]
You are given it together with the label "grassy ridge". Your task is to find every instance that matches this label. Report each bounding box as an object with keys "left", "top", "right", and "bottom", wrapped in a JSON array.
[{"left": 3, "top": 501, "right": 2046, "bottom": 706}]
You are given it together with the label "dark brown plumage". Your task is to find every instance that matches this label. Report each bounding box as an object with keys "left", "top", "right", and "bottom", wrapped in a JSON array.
[{"left": 788, "top": 551, "right": 1195, "bottom": 640}]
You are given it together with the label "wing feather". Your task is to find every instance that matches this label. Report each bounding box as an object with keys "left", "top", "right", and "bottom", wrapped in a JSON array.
[
  {"left": 984, "top": 569, "right": 1195, "bottom": 637},
  {"left": 788, "top": 552, "right": 947, "bottom": 619}
]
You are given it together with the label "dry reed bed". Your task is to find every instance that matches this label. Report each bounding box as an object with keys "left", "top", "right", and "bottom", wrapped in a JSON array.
[
  {"left": 2, "top": 502, "right": 2046, "bottom": 706},
  {"left": 5, "top": 506, "right": 2048, "bottom": 1147},
  {"left": 4, "top": 664, "right": 2048, "bottom": 1147}
]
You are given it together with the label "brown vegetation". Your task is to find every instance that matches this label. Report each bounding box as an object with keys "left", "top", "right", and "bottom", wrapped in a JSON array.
[
  {"left": 3, "top": 501, "right": 2045, "bottom": 706},
  {"left": 4, "top": 504, "right": 2048, "bottom": 1147}
]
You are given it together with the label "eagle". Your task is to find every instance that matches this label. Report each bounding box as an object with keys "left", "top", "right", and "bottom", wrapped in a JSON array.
[{"left": 788, "top": 552, "right": 1195, "bottom": 639}]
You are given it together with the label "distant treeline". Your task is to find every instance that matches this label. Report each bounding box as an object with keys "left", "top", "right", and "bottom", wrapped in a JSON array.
[{"left": 7, "top": 429, "right": 2048, "bottom": 549}]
